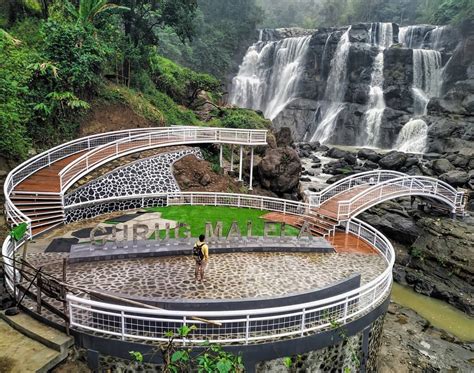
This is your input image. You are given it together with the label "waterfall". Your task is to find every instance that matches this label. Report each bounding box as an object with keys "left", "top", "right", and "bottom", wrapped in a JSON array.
[
  {"left": 320, "top": 32, "right": 333, "bottom": 78},
  {"left": 412, "top": 49, "right": 442, "bottom": 115},
  {"left": 369, "top": 22, "right": 393, "bottom": 49},
  {"left": 229, "top": 35, "right": 311, "bottom": 120},
  {"left": 426, "top": 26, "right": 445, "bottom": 50},
  {"left": 310, "top": 27, "right": 351, "bottom": 143},
  {"left": 362, "top": 23, "right": 393, "bottom": 147},
  {"left": 398, "top": 25, "right": 427, "bottom": 48},
  {"left": 395, "top": 119, "right": 428, "bottom": 153}
]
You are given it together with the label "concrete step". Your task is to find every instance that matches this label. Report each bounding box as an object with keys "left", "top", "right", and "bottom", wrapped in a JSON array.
[
  {"left": 0, "top": 311, "right": 73, "bottom": 353},
  {"left": 0, "top": 312, "right": 73, "bottom": 373}
]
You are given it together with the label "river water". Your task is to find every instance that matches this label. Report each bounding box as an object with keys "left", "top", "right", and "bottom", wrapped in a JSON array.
[{"left": 391, "top": 283, "right": 474, "bottom": 342}]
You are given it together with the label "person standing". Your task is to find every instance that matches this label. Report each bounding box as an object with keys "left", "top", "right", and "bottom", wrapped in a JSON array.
[{"left": 193, "top": 234, "right": 209, "bottom": 282}]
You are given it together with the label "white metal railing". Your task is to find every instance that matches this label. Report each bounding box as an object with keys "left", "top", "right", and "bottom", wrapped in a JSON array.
[
  {"left": 336, "top": 175, "right": 465, "bottom": 220},
  {"left": 4, "top": 128, "right": 165, "bottom": 238},
  {"left": 307, "top": 170, "right": 405, "bottom": 208},
  {"left": 66, "top": 217, "right": 394, "bottom": 344},
  {"left": 64, "top": 191, "right": 309, "bottom": 217},
  {"left": 58, "top": 127, "right": 267, "bottom": 193},
  {"left": 4, "top": 127, "right": 267, "bottom": 237},
  {"left": 1, "top": 235, "right": 22, "bottom": 296}
]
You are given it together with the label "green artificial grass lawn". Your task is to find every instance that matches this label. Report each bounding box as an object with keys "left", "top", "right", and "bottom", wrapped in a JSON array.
[{"left": 142, "top": 206, "right": 300, "bottom": 239}]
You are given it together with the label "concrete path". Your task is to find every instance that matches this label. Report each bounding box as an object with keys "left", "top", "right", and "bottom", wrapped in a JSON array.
[{"left": 0, "top": 311, "right": 74, "bottom": 373}]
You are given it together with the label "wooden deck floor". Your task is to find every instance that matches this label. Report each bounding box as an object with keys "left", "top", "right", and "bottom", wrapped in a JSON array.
[
  {"left": 14, "top": 153, "right": 86, "bottom": 193},
  {"left": 261, "top": 212, "right": 378, "bottom": 254}
]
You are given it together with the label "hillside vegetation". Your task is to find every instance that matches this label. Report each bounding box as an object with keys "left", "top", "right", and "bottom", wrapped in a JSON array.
[{"left": 0, "top": 0, "right": 270, "bottom": 161}]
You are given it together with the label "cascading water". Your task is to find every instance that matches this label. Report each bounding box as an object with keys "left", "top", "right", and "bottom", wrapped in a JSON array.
[
  {"left": 427, "top": 26, "right": 445, "bottom": 50},
  {"left": 310, "top": 27, "right": 351, "bottom": 144},
  {"left": 395, "top": 119, "right": 428, "bottom": 153},
  {"left": 229, "top": 34, "right": 311, "bottom": 120},
  {"left": 362, "top": 23, "right": 393, "bottom": 147},
  {"left": 320, "top": 32, "right": 334, "bottom": 78},
  {"left": 412, "top": 49, "right": 442, "bottom": 115}
]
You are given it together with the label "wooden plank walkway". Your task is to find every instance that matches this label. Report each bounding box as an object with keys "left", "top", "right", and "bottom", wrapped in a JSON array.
[
  {"left": 261, "top": 212, "right": 378, "bottom": 254},
  {"left": 14, "top": 153, "right": 85, "bottom": 193}
]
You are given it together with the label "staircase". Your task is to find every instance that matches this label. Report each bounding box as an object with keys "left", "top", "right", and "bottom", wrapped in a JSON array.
[
  {"left": 9, "top": 192, "right": 64, "bottom": 236},
  {"left": 294, "top": 211, "right": 339, "bottom": 238},
  {"left": 0, "top": 311, "right": 74, "bottom": 372}
]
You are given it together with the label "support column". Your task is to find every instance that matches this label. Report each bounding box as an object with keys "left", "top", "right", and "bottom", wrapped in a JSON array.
[
  {"left": 249, "top": 147, "right": 254, "bottom": 190},
  {"left": 219, "top": 144, "right": 223, "bottom": 168},
  {"left": 239, "top": 145, "right": 243, "bottom": 181},
  {"left": 230, "top": 145, "right": 234, "bottom": 172}
]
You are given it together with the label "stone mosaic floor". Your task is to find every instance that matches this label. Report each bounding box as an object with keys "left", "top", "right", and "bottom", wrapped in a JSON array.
[{"left": 32, "top": 252, "right": 386, "bottom": 300}]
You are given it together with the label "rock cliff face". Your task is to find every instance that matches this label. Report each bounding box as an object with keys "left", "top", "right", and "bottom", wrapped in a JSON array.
[{"left": 230, "top": 21, "right": 473, "bottom": 153}]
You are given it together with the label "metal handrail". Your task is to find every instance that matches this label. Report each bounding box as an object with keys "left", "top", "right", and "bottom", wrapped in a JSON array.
[
  {"left": 64, "top": 191, "right": 309, "bottom": 213},
  {"left": 308, "top": 170, "right": 405, "bottom": 207},
  {"left": 4, "top": 127, "right": 267, "bottom": 236},
  {"left": 336, "top": 175, "right": 464, "bottom": 219},
  {"left": 3, "top": 128, "right": 164, "bottom": 237},
  {"left": 65, "top": 217, "right": 394, "bottom": 344},
  {"left": 58, "top": 127, "right": 267, "bottom": 192}
]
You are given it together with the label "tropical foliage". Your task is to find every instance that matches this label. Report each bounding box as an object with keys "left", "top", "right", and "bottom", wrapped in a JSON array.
[{"left": 0, "top": 0, "right": 265, "bottom": 161}]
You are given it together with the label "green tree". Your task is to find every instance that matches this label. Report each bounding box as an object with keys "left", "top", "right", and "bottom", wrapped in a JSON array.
[
  {"left": 158, "top": 0, "right": 263, "bottom": 79},
  {"left": 65, "top": 0, "right": 129, "bottom": 26},
  {"left": 0, "top": 28, "right": 36, "bottom": 159}
]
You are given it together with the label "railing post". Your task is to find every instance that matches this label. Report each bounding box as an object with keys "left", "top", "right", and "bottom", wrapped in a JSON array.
[
  {"left": 183, "top": 316, "right": 187, "bottom": 346},
  {"left": 342, "top": 297, "right": 349, "bottom": 322},
  {"left": 121, "top": 311, "right": 125, "bottom": 340},
  {"left": 301, "top": 308, "right": 306, "bottom": 337},
  {"left": 35, "top": 271, "right": 42, "bottom": 314},
  {"left": 245, "top": 315, "right": 250, "bottom": 344}
]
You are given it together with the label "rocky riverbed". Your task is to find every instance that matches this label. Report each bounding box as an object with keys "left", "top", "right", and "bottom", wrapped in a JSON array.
[
  {"left": 295, "top": 140, "right": 474, "bottom": 316},
  {"left": 379, "top": 302, "right": 473, "bottom": 372}
]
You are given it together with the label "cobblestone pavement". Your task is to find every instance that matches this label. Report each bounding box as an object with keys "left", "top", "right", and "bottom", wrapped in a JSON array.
[{"left": 31, "top": 252, "right": 387, "bottom": 300}]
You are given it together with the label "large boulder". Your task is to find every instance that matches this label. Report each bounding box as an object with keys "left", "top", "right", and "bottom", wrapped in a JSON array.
[
  {"left": 378, "top": 151, "right": 407, "bottom": 170},
  {"left": 275, "top": 127, "right": 294, "bottom": 148},
  {"left": 440, "top": 170, "right": 469, "bottom": 186},
  {"left": 257, "top": 147, "right": 302, "bottom": 195},
  {"left": 358, "top": 148, "right": 381, "bottom": 162},
  {"left": 432, "top": 159, "right": 455, "bottom": 175}
]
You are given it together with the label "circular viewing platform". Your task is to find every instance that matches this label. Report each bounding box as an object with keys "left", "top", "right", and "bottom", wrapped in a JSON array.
[{"left": 4, "top": 126, "right": 464, "bottom": 369}]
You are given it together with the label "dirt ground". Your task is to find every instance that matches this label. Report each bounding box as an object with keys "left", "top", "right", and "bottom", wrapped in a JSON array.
[
  {"left": 79, "top": 102, "right": 154, "bottom": 136},
  {"left": 173, "top": 154, "right": 244, "bottom": 193}
]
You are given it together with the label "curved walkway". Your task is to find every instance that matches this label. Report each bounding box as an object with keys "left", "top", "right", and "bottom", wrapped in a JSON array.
[{"left": 1, "top": 126, "right": 465, "bottom": 346}]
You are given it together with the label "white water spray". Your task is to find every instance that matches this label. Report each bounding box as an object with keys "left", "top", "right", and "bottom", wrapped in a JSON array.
[
  {"left": 361, "top": 23, "right": 393, "bottom": 147},
  {"left": 229, "top": 35, "right": 311, "bottom": 120},
  {"left": 310, "top": 27, "right": 351, "bottom": 143},
  {"left": 395, "top": 119, "right": 428, "bottom": 153},
  {"left": 412, "top": 49, "right": 442, "bottom": 115}
]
